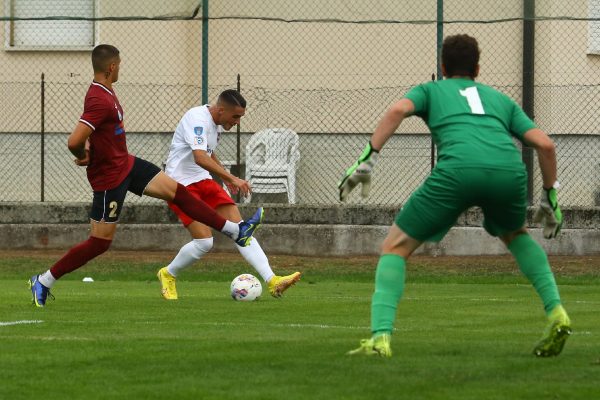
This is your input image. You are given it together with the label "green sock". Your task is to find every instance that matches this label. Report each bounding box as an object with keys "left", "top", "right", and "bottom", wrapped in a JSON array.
[
  {"left": 371, "top": 254, "right": 406, "bottom": 335},
  {"left": 508, "top": 233, "right": 561, "bottom": 314}
]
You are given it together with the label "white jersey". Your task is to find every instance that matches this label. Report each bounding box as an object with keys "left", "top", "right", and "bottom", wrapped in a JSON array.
[{"left": 165, "top": 105, "right": 223, "bottom": 186}]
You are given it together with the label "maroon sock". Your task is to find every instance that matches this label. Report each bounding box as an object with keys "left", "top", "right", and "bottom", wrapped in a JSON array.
[
  {"left": 50, "top": 236, "right": 112, "bottom": 279},
  {"left": 172, "top": 183, "right": 226, "bottom": 230}
]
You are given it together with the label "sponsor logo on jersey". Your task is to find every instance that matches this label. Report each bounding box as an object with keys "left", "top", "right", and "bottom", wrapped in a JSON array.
[
  {"left": 114, "top": 121, "right": 124, "bottom": 135},
  {"left": 193, "top": 126, "right": 204, "bottom": 145}
]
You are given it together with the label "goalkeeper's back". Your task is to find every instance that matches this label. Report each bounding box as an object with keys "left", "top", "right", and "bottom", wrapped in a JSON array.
[{"left": 404, "top": 78, "right": 535, "bottom": 171}]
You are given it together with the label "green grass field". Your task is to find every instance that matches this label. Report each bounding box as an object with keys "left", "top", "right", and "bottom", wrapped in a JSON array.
[{"left": 1, "top": 251, "right": 599, "bottom": 400}]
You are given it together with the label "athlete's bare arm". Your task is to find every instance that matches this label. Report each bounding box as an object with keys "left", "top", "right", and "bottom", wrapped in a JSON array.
[
  {"left": 370, "top": 98, "right": 415, "bottom": 150},
  {"left": 68, "top": 122, "right": 93, "bottom": 166},
  {"left": 192, "top": 149, "right": 251, "bottom": 196},
  {"left": 522, "top": 128, "right": 557, "bottom": 189},
  {"left": 210, "top": 152, "right": 227, "bottom": 173}
]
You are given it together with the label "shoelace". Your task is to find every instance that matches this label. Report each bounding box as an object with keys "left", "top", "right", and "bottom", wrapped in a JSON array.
[{"left": 41, "top": 286, "right": 55, "bottom": 302}]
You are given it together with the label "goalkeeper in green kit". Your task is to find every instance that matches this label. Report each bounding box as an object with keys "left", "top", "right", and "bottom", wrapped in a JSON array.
[{"left": 340, "top": 34, "right": 570, "bottom": 358}]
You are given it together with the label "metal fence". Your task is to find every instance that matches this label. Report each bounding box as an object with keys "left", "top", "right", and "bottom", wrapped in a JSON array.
[{"left": 1, "top": 1, "right": 599, "bottom": 207}]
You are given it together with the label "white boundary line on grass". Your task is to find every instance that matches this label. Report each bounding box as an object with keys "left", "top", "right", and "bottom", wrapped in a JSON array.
[
  {"left": 0, "top": 320, "right": 43, "bottom": 327},
  {"left": 0, "top": 320, "right": 590, "bottom": 337},
  {"left": 194, "top": 322, "right": 592, "bottom": 335},
  {"left": 202, "top": 321, "right": 374, "bottom": 330},
  {"left": 192, "top": 321, "right": 408, "bottom": 332},
  {"left": 126, "top": 320, "right": 377, "bottom": 331}
]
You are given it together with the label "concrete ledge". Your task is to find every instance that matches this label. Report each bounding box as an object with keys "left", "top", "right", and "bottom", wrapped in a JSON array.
[
  {"left": 0, "top": 202, "right": 599, "bottom": 227},
  {"left": 0, "top": 224, "right": 598, "bottom": 256},
  {"left": 0, "top": 203, "right": 598, "bottom": 256}
]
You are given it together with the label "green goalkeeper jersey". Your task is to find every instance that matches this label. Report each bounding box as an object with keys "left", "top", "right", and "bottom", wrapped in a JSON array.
[{"left": 404, "top": 78, "right": 536, "bottom": 171}]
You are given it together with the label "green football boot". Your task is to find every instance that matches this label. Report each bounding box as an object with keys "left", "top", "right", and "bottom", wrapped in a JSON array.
[
  {"left": 347, "top": 333, "right": 392, "bottom": 358},
  {"left": 533, "top": 305, "right": 572, "bottom": 357}
]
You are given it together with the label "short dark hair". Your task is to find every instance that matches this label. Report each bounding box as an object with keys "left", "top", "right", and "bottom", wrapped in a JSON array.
[
  {"left": 218, "top": 89, "right": 246, "bottom": 108},
  {"left": 441, "top": 34, "right": 480, "bottom": 78},
  {"left": 92, "top": 44, "right": 120, "bottom": 73}
]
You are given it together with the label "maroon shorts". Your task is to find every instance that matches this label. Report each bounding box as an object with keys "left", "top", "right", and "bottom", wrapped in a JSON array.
[{"left": 167, "top": 179, "right": 235, "bottom": 227}]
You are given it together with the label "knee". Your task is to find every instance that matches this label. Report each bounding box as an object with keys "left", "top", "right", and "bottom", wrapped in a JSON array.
[
  {"left": 380, "top": 239, "right": 395, "bottom": 254},
  {"left": 192, "top": 237, "right": 213, "bottom": 255},
  {"left": 380, "top": 230, "right": 419, "bottom": 259},
  {"left": 500, "top": 227, "right": 528, "bottom": 247},
  {"left": 380, "top": 241, "right": 412, "bottom": 259}
]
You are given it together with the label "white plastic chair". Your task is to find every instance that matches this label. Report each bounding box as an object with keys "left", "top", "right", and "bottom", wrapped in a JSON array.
[{"left": 244, "top": 128, "right": 300, "bottom": 204}]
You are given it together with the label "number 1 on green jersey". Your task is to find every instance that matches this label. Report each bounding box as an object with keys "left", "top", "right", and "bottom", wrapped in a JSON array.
[{"left": 459, "top": 86, "right": 485, "bottom": 114}]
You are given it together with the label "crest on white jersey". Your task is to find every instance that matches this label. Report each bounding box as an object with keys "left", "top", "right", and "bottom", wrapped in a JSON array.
[{"left": 193, "top": 126, "right": 204, "bottom": 145}]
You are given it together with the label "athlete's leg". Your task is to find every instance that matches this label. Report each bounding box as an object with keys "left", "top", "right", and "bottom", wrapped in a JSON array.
[
  {"left": 371, "top": 224, "right": 421, "bottom": 335},
  {"left": 350, "top": 168, "right": 463, "bottom": 357},
  {"left": 501, "top": 228, "right": 562, "bottom": 314},
  {"left": 219, "top": 204, "right": 272, "bottom": 282},
  {"left": 144, "top": 171, "right": 261, "bottom": 245},
  {"left": 158, "top": 221, "right": 213, "bottom": 299},
  {"left": 160, "top": 179, "right": 237, "bottom": 292},
  {"left": 500, "top": 228, "right": 571, "bottom": 356},
  {"left": 166, "top": 222, "right": 213, "bottom": 277},
  {"left": 41, "top": 221, "right": 115, "bottom": 286},
  {"left": 483, "top": 170, "right": 546, "bottom": 308},
  {"left": 90, "top": 219, "right": 118, "bottom": 240},
  {"left": 30, "top": 182, "right": 127, "bottom": 308},
  {"left": 371, "top": 168, "right": 462, "bottom": 330},
  {"left": 167, "top": 190, "right": 299, "bottom": 296},
  {"left": 217, "top": 203, "right": 301, "bottom": 297},
  {"left": 159, "top": 180, "right": 241, "bottom": 299},
  {"left": 482, "top": 166, "right": 570, "bottom": 355},
  {"left": 145, "top": 171, "right": 228, "bottom": 232},
  {"left": 479, "top": 167, "right": 570, "bottom": 355},
  {"left": 30, "top": 220, "right": 115, "bottom": 307},
  {"left": 348, "top": 224, "right": 422, "bottom": 357}
]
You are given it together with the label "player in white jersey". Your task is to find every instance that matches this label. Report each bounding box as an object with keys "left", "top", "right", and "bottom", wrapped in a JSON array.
[{"left": 158, "top": 90, "right": 301, "bottom": 299}]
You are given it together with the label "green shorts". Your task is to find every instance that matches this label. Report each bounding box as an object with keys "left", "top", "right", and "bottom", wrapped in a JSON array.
[{"left": 395, "top": 167, "right": 528, "bottom": 242}]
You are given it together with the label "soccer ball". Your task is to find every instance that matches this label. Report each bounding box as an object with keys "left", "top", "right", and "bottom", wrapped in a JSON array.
[{"left": 230, "top": 274, "right": 262, "bottom": 301}]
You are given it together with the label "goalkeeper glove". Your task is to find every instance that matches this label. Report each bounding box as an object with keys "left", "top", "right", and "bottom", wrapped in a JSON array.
[
  {"left": 338, "top": 142, "right": 379, "bottom": 202},
  {"left": 533, "top": 183, "right": 563, "bottom": 239}
]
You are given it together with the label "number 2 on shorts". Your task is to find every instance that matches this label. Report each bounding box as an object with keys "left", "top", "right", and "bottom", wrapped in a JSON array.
[
  {"left": 459, "top": 86, "right": 485, "bottom": 115},
  {"left": 108, "top": 201, "right": 118, "bottom": 218}
]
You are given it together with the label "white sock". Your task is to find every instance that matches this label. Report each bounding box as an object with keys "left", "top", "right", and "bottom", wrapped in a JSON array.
[
  {"left": 236, "top": 238, "right": 275, "bottom": 283},
  {"left": 221, "top": 220, "right": 240, "bottom": 240},
  {"left": 38, "top": 270, "right": 56, "bottom": 288},
  {"left": 167, "top": 238, "right": 213, "bottom": 277}
]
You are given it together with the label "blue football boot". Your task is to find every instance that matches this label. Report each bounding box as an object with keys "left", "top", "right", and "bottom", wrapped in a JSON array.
[
  {"left": 236, "top": 207, "right": 264, "bottom": 247},
  {"left": 29, "top": 275, "right": 53, "bottom": 307}
]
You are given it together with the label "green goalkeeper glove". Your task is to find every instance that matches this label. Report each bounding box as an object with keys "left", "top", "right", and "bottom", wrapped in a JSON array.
[
  {"left": 338, "top": 142, "right": 379, "bottom": 202},
  {"left": 533, "top": 184, "right": 563, "bottom": 239}
]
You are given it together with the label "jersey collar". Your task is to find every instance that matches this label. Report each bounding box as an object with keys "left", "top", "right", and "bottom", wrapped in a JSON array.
[{"left": 92, "top": 81, "right": 114, "bottom": 95}]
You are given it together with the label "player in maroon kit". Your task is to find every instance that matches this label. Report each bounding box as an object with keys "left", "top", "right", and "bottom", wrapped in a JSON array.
[{"left": 28, "top": 44, "right": 263, "bottom": 307}]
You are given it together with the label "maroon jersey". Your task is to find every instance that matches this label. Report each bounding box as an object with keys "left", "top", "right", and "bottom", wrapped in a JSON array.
[{"left": 79, "top": 82, "right": 134, "bottom": 191}]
